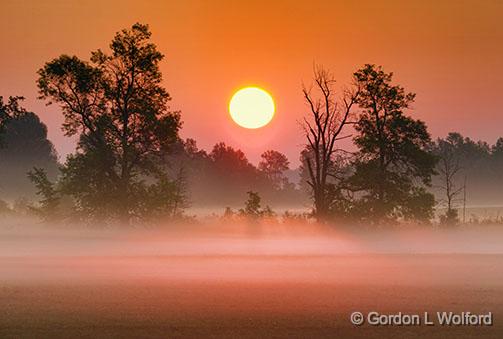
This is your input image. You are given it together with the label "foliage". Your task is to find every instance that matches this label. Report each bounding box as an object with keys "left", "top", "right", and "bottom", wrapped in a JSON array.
[
  {"left": 169, "top": 139, "right": 306, "bottom": 208},
  {"left": 439, "top": 208, "right": 459, "bottom": 226},
  {"left": 0, "top": 96, "right": 26, "bottom": 146},
  {"left": 27, "top": 167, "right": 61, "bottom": 221},
  {"left": 258, "top": 150, "right": 289, "bottom": 189},
  {"left": 0, "top": 111, "right": 59, "bottom": 200},
  {"left": 242, "top": 191, "right": 262, "bottom": 217},
  {"left": 36, "top": 23, "right": 183, "bottom": 222},
  {"left": 282, "top": 210, "right": 310, "bottom": 224},
  {"left": 348, "top": 64, "right": 437, "bottom": 223},
  {"left": 239, "top": 191, "right": 275, "bottom": 220}
]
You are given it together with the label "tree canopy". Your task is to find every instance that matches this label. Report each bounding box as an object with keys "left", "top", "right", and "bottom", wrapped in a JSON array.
[
  {"left": 0, "top": 98, "right": 58, "bottom": 201},
  {"left": 349, "top": 64, "right": 437, "bottom": 223},
  {"left": 37, "top": 23, "right": 182, "bottom": 222}
]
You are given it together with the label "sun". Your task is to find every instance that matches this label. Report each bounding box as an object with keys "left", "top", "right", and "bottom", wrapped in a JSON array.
[{"left": 229, "top": 87, "right": 275, "bottom": 129}]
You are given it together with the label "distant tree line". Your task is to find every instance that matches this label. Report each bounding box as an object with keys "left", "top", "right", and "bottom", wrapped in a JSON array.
[
  {"left": 432, "top": 132, "right": 503, "bottom": 225},
  {"left": 1, "top": 22, "right": 502, "bottom": 227},
  {"left": 167, "top": 139, "right": 305, "bottom": 208}
]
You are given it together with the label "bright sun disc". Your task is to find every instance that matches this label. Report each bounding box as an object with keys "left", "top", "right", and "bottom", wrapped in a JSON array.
[{"left": 229, "top": 87, "right": 275, "bottom": 129}]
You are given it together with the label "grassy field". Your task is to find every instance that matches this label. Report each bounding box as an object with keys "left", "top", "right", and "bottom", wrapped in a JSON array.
[{"left": 1, "top": 226, "right": 502, "bottom": 338}]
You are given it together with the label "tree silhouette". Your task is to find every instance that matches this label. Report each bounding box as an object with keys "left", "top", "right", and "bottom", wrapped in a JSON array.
[
  {"left": 27, "top": 167, "right": 61, "bottom": 221},
  {"left": 0, "top": 96, "right": 25, "bottom": 146},
  {"left": 0, "top": 98, "right": 58, "bottom": 200},
  {"left": 239, "top": 191, "right": 274, "bottom": 220},
  {"left": 37, "top": 23, "right": 182, "bottom": 222},
  {"left": 301, "top": 66, "right": 358, "bottom": 220},
  {"left": 434, "top": 136, "right": 464, "bottom": 226},
  {"left": 258, "top": 150, "right": 289, "bottom": 189},
  {"left": 208, "top": 142, "right": 259, "bottom": 199},
  {"left": 349, "top": 65, "right": 437, "bottom": 223},
  {"left": 168, "top": 140, "right": 305, "bottom": 208}
]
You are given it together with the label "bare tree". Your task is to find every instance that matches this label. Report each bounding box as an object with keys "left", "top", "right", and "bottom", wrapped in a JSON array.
[
  {"left": 436, "top": 139, "right": 463, "bottom": 225},
  {"left": 301, "top": 66, "right": 358, "bottom": 220},
  {"left": 172, "top": 165, "right": 189, "bottom": 218}
]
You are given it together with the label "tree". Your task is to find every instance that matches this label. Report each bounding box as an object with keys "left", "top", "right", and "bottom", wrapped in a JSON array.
[
  {"left": 258, "top": 150, "right": 289, "bottom": 189},
  {"left": 210, "top": 142, "right": 253, "bottom": 173},
  {"left": 170, "top": 166, "right": 189, "bottom": 218},
  {"left": 241, "top": 191, "right": 262, "bottom": 218},
  {"left": 301, "top": 66, "right": 358, "bottom": 220},
  {"left": 349, "top": 64, "right": 437, "bottom": 223},
  {"left": 492, "top": 137, "right": 503, "bottom": 175},
  {"left": 37, "top": 23, "right": 182, "bottom": 222},
  {"left": 239, "top": 191, "right": 274, "bottom": 220},
  {"left": 434, "top": 137, "right": 463, "bottom": 226},
  {"left": 492, "top": 138, "right": 503, "bottom": 158},
  {"left": 28, "top": 167, "right": 61, "bottom": 221},
  {"left": 207, "top": 142, "right": 259, "bottom": 203},
  {"left": 0, "top": 111, "right": 59, "bottom": 200},
  {"left": 0, "top": 96, "right": 25, "bottom": 146}
]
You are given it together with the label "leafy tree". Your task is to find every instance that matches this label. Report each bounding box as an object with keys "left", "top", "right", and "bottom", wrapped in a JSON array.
[
  {"left": 207, "top": 142, "right": 260, "bottom": 204},
  {"left": 210, "top": 142, "right": 254, "bottom": 173},
  {"left": 492, "top": 137, "right": 503, "bottom": 177},
  {"left": 239, "top": 191, "right": 274, "bottom": 220},
  {"left": 492, "top": 138, "right": 503, "bottom": 158},
  {"left": 0, "top": 111, "right": 59, "bottom": 200},
  {"left": 168, "top": 140, "right": 306, "bottom": 208},
  {"left": 258, "top": 150, "right": 290, "bottom": 189},
  {"left": 36, "top": 23, "right": 182, "bottom": 222},
  {"left": 242, "top": 191, "right": 262, "bottom": 217},
  {"left": 27, "top": 167, "right": 61, "bottom": 221},
  {"left": 0, "top": 96, "right": 25, "bottom": 146},
  {"left": 349, "top": 64, "right": 437, "bottom": 223}
]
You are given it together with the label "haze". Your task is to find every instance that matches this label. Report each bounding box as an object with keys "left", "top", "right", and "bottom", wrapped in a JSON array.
[{"left": 1, "top": 0, "right": 502, "bottom": 164}]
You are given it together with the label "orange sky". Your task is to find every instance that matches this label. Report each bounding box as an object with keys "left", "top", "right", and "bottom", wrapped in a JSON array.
[{"left": 1, "top": 0, "right": 502, "bottom": 165}]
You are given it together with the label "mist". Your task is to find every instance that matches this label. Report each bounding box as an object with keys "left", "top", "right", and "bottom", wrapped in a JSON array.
[{"left": 2, "top": 217, "right": 503, "bottom": 282}]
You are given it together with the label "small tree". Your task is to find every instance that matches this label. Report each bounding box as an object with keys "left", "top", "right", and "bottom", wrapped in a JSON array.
[
  {"left": 242, "top": 191, "right": 262, "bottom": 218},
  {"left": 435, "top": 137, "right": 463, "bottom": 226},
  {"left": 239, "top": 191, "right": 274, "bottom": 220},
  {"left": 27, "top": 167, "right": 61, "bottom": 221},
  {"left": 171, "top": 166, "right": 189, "bottom": 218}
]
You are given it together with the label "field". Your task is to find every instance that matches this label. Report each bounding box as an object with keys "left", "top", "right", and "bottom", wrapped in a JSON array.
[{"left": 1, "top": 224, "right": 502, "bottom": 338}]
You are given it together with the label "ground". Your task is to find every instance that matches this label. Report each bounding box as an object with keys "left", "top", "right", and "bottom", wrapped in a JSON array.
[{"left": 0, "top": 225, "right": 502, "bottom": 338}]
